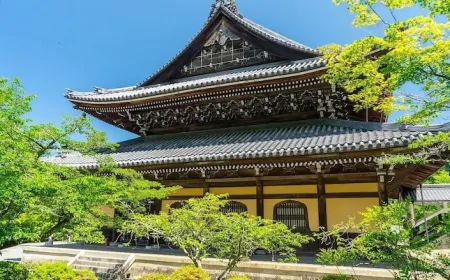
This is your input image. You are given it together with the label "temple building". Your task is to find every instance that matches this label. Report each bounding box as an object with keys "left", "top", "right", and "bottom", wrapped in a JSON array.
[{"left": 50, "top": 0, "right": 448, "bottom": 248}]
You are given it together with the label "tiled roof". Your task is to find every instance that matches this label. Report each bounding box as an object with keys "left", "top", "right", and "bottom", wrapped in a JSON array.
[
  {"left": 66, "top": 58, "right": 325, "bottom": 102},
  {"left": 43, "top": 119, "right": 449, "bottom": 169},
  {"left": 135, "top": 5, "right": 318, "bottom": 88},
  {"left": 405, "top": 185, "right": 450, "bottom": 202},
  {"left": 223, "top": 7, "right": 317, "bottom": 55}
]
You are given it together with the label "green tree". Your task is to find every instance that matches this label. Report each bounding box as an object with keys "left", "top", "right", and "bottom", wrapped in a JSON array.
[
  {"left": 121, "top": 194, "right": 311, "bottom": 280},
  {"left": 316, "top": 201, "right": 450, "bottom": 279},
  {"left": 425, "top": 168, "right": 450, "bottom": 184},
  {"left": 0, "top": 78, "right": 177, "bottom": 247},
  {"left": 322, "top": 0, "right": 450, "bottom": 161}
]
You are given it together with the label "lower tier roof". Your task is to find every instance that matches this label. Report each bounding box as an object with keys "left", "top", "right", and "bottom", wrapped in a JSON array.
[
  {"left": 404, "top": 184, "right": 450, "bottom": 202},
  {"left": 44, "top": 119, "right": 450, "bottom": 169}
]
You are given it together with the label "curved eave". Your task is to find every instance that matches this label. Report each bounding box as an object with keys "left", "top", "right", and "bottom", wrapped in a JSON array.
[{"left": 66, "top": 58, "right": 326, "bottom": 105}]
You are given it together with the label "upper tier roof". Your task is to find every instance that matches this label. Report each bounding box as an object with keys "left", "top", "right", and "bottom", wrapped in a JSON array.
[
  {"left": 65, "top": 0, "right": 319, "bottom": 103},
  {"left": 43, "top": 119, "right": 450, "bottom": 169}
]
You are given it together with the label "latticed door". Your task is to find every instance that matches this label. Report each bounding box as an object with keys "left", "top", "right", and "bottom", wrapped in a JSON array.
[
  {"left": 273, "top": 200, "right": 310, "bottom": 233},
  {"left": 220, "top": 201, "right": 248, "bottom": 214}
]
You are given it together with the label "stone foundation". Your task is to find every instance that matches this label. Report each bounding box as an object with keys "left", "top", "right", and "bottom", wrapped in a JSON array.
[{"left": 22, "top": 246, "right": 394, "bottom": 279}]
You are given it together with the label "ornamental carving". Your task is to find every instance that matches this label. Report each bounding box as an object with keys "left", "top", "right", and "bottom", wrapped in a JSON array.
[
  {"left": 176, "top": 23, "right": 279, "bottom": 77},
  {"left": 125, "top": 89, "right": 347, "bottom": 135}
]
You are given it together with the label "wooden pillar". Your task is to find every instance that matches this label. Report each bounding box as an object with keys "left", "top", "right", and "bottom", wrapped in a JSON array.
[
  {"left": 377, "top": 170, "right": 388, "bottom": 206},
  {"left": 256, "top": 178, "right": 264, "bottom": 218},
  {"left": 317, "top": 175, "right": 327, "bottom": 231},
  {"left": 203, "top": 180, "right": 210, "bottom": 196}
]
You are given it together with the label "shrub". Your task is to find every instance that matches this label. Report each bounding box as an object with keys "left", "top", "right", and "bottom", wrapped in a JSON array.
[
  {"left": 29, "top": 262, "right": 97, "bottom": 280},
  {"left": 74, "top": 269, "right": 97, "bottom": 280},
  {"left": 321, "top": 275, "right": 355, "bottom": 280},
  {"left": 0, "top": 261, "right": 29, "bottom": 280},
  {"left": 169, "top": 266, "right": 210, "bottom": 280},
  {"left": 138, "top": 273, "right": 169, "bottom": 280},
  {"left": 228, "top": 276, "right": 251, "bottom": 280}
]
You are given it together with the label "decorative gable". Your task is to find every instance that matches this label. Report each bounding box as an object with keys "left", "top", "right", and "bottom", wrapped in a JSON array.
[
  {"left": 138, "top": 0, "right": 318, "bottom": 87},
  {"left": 174, "top": 22, "right": 281, "bottom": 78}
]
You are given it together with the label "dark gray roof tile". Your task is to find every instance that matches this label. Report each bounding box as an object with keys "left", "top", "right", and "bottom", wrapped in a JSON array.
[
  {"left": 67, "top": 58, "right": 325, "bottom": 102},
  {"left": 43, "top": 119, "right": 450, "bottom": 169},
  {"left": 405, "top": 185, "right": 450, "bottom": 202}
]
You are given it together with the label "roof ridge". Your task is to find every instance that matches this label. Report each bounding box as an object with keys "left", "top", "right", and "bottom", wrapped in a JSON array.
[{"left": 221, "top": 6, "right": 318, "bottom": 54}]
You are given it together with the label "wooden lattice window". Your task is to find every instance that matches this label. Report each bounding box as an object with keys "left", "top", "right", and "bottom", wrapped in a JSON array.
[
  {"left": 168, "top": 201, "right": 186, "bottom": 215},
  {"left": 273, "top": 200, "right": 310, "bottom": 233},
  {"left": 221, "top": 201, "right": 248, "bottom": 214},
  {"left": 170, "top": 201, "right": 185, "bottom": 210}
]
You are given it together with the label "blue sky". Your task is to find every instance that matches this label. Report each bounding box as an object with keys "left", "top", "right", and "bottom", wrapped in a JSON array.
[{"left": 1, "top": 0, "right": 394, "bottom": 142}]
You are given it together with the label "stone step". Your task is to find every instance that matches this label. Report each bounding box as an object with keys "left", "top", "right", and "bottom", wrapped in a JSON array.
[
  {"left": 74, "top": 264, "right": 119, "bottom": 273},
  {"left": 97, "top": 274, "right": 119, "bottom": 280},
  {"left": 72, "top": 260, "right": 123, "bottom": 269},
  {"left": 78, "top": 256, "right": 127, "bottom": 263}
]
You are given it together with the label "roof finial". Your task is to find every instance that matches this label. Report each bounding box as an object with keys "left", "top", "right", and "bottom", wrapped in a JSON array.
[{"left": 209, "top": 0, "right": 239, "bottom": 19}]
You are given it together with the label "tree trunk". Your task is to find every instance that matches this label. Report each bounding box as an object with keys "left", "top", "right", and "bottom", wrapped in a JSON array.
[
  {"left": 217, "top": 261, "right": 237, "bottom": 280},
  {"left": 42, "top": 214, "right": 73, "bottom": 239}
]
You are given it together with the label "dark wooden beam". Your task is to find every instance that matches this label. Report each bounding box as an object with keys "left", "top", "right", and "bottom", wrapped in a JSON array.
[
  {"left": 168, "top": 192, "right": 379, "bottom": 201},
  {"left": 202, "top": 172, "right": 378, "bottom": 184},
  {"left": 256, "top": 178, "right": 264, "bottom": 218},
  {"left": 325, "top": 192, "right": 379, "bottom": 198},
  {"left": 317, "top": 175, "right": 327, "bottom": 231},
  {"left": 264, "top": 194, "right": 318, "bottom": 199}
]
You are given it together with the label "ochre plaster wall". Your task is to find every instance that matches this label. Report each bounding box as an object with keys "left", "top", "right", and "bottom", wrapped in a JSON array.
[
  {"left": 326, "top": 183, "right": 377, "bottom": 193},
  {"left": 171, "top": 188, "right": 203, "bottom": 197},
  {"left": 326, "top": 197, "right": 379, "bottom": 230},
  {"left": 161, "top": 199, "right": 185, "bottom": 213},
  {"left": 210, "top": 187, "right": 256, "bottom": 195},
  {"left": 264, "top": 199, "right": 319, "bottom": 231},
  {"left": 264, "top": 185, "right": 317, "bottom": 194},
  {"left": 231, "top": 199, "right": 257, "bottom": 216}
]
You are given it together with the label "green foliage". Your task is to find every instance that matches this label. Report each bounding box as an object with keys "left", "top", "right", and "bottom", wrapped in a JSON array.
[
  {"left": 138, "top": 273, "right": 169, "bottom": 280},
  {"left": 0, "top": 78, "right": 177, "bottom": 247},
  {"left": 323, "top": 0, "right": 450, "bottom": 162},
  {"left": 73, "top": 270, "right": 98, "bottom": 280},
  {"left": 0, "top": 262, "right": 29, "bottom": 280},
  {"left": 414, "top": 204, "right": 437, "bottom": 220},
  {"left": 258, "top": 219, "right": 311, "bottom": 262},
  {"left": 28, "top": 262, "right": 97, "bottom": 280},
  {"left": 169, "top": 266, "right": 210, "bottom": 280},
  {"left": 425, "top": 168, "right": 450, "bottom": 184},
  {"left": 227, "top": 276, "right": 251, "bottom": 280},
  {"left": 121, "top": 194, "right": 310, "bottom": 280},
  {"left": 316, "top": 201, "right": 450, "bottom": 279}
]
